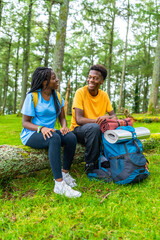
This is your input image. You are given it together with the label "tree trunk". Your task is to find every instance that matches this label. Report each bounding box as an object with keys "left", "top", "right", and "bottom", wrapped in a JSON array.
[
  {"left": 44, "top": 1, "right": 53, "bottom": 67},
  {"left": 107, "top": 0, "right": 116, "bottom": 99},
  {"left": 0, "top": 144, "right": 84, "bottom": 179},
  {"left": 19, "top": 0, "right": 33, "bottom": 112},
  {"left": 52, "top": 0, "right": 69, "bottom": 90},
  {"left": 13, "top": 37, "right": 20, "bottom": 114},
  {"left": 118, "top": 0, "right": 130, "bottom": 112},
  {"left": 148, "top": 25, "right": 160, "bottom": 114},
  {"left": 142, "top": 76, "right": 149, "bottom": 113},
  {"left": 143, "top": 15, "right": 151, "bottom": 113},
  {"left": 0, "top": 0, "right": 2, "bottom": 27},
  {"left": 155, "top": 0, "right": 159, "bottom": 35},
  {"left": 134, "top": 75, "right": 140, "bottom": 113},
  {"left": 1, "top": 38, "right": 12, "bottom": 115}
]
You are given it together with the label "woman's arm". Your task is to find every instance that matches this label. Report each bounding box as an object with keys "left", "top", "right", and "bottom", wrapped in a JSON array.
[
  {"left": 58, "top": 107, "right": 70, "bottom": 135},
  {"left": 22, "top": 115, "right": 55, "bottom": 140},
  {"left": 22, "top": 115, "right": 39, "bottom": 131}
]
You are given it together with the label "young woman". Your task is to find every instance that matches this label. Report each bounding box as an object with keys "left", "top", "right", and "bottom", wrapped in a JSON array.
[{"left": 20, "top": 67, "right": 81, "bottom": 198}]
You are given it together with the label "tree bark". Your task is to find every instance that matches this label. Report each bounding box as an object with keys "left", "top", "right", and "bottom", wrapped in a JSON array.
[
  {"left": 148, "top": 25, "right": 160, "bottom": 113},
  {"left": 118, "top": 0, "right": 130, "bottom": 112},
  {"left": 142, "top": 76, "right": 149, "bottom": 113},
  {"left": 134, "top": 75, "right": 140, "bottom": 113},
  {"left": 143, "top": 15, "right": 151, "bottom": 113},
  {"left": 107, "top": 0, "right": 116, "bottom": 99},
  {"left": 0, "top": 144, "right": 84, "bottom": 179},
  {"left": 13, "top": 37, "right": 20, "bottom": 114},
  {"left": 0, "top": 0, "right": 2, "bottom": 27},
  {"left": 44, "top": 1, "right": 53, "bottom": 67},
  {"left": 19, "top": 0, "right": 33, "bottom": 112},
  {"left": 52, "top": 0, "right": 69, "bottom": 90},
  {"left": 1, "top": 37, "right": 12, "bottom": 115}
]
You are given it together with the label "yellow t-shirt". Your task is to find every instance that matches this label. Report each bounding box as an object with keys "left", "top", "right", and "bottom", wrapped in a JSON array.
[{"left": 70, "top": 85, "right": 113, "bottom": 131}]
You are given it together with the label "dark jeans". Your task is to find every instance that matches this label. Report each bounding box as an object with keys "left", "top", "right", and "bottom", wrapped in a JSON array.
[
  {"left": 26, "top": 130, "right": 77, "bottom": 179},
  {"left": 73, "top": 123, "right": 101, "bottom": 165}
]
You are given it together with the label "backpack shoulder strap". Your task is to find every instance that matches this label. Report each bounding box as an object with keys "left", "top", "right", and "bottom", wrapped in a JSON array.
[
  {"left": 32, "top": 91, "right": 38, "bottom": 108},
  {"left": 56, "top": 91, "right": 62, "bottom": 105},
  {"left": 33, "top": 91, "right": 61, "bottom": 108}
]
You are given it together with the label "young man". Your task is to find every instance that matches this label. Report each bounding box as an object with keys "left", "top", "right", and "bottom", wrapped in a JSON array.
[{"left": 70, "top": 64, "right": 116, "bottom": 180}]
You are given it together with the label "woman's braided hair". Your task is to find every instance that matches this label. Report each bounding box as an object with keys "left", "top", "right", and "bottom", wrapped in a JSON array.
[{"left": 28, "top": 67, "right": 60, "bottom": 116}]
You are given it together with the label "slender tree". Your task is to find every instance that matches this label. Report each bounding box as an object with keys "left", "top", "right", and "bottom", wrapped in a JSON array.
[
  {"left": 52, "top": 0, "right": 70, "bottom": 89},
  {"left": 13, "top": 37, "right": 20, "bottom": 114},
  {"left": 148, "top": 25, "right": 160, "bottom": 113},
  {"left": 19, "top": 0, "right": 33, "bottom": 112},
  {"left": 118, "top": 0, "right": 130, "bottom": 112},
  {"left": 107, "top": 0, "right": 116, "bottom": 98},
  {"left": 44, "top": 0, "right": 54, "bottom": 67},
  {"left": 1, "top": 37, "right": 12, "bottom": 115}
]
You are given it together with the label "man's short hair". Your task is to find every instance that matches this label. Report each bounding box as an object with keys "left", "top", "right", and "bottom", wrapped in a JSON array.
[{"left": 89, "top": 64, "right": 107, "bottom": 80}]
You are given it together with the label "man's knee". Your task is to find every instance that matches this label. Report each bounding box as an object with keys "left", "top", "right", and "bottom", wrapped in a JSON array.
[{"left": 84, "top": 123, "right": 101, "bottom": 137}]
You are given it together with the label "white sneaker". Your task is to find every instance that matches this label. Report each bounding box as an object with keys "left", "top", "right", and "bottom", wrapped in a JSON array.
[
  {"left": 62, "top": 172, "right": 77, "bottom": 187},
  {"left": 54, "top": 180, "right": 81, "bottom": 198}
]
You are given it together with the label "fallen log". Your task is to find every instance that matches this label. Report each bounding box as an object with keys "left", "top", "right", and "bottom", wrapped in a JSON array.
[
  {"left": 0, "top": 144, "right": 85, "bottom": 179},
  {"left": 1, "top": 136, "right": 158, "bottom": 179}
]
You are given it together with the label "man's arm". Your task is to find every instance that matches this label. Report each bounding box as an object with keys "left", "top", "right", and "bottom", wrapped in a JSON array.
[
  {"left": 75, "top": 108, "right": 96, "bottom": 126},
  {"left": 95, "top": 110, "right": 117, "bottom": 124},
  {"left": 75, "top": 108, "right": 117, "bottom": 126}
]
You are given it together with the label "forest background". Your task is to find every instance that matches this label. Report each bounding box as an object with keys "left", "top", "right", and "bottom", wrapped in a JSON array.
[
  {"left": 0, "top": 0, "right": 160, "bottom": 116},
  {"left": 0, "top": 1, "right": 160, "bottom": 239}
]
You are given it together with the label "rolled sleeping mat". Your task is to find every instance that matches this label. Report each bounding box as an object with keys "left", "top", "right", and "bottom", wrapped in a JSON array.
[{"left": 103, "top": 127, "right": 151, "bottom": 144}]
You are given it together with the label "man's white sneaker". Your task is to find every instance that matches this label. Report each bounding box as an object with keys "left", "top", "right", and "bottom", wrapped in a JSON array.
[
  {"left": 54, "top": 180, "right": 81, "bottom": 198},
  {"left": 62, "top": 172, "right": 77, "bottom": 187}
]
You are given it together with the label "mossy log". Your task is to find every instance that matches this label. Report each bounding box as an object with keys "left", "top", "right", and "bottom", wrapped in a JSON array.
[{"left": 0, "top": 144, "right": 85, "bottom": 179}]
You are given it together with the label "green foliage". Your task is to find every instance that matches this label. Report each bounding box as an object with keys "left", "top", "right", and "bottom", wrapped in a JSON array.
[{"left": 0, "top": 0, "right": 160, "bottom": 113}]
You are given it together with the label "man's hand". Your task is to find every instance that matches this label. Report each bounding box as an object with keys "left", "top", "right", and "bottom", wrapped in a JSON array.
[
  {"left": 41, "top": 127, "right": 55, "bottom": 140},
  {"left": 96, "top": 114, "right": 117, "bottom": 125},
  {"left": 95, "top": 116, "right": 107, "bottom": 125},
  {"left": 60, "top": 127, "right": 70, "bottom": 135}
]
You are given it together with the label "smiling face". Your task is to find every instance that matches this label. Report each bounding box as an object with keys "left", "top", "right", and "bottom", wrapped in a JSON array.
[
  {"left": 87, "top": 70, "right": 104, "bottom": 96},
  {"left": 49, "top": 71, "right": 59, "bottom": 90},
  {"left": 42, "top": 70, "right": 59, "bottom": 90}
]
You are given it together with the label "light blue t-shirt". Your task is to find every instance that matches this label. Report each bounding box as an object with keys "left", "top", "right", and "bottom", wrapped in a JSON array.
[{"left": 20, "top": 89, "right": 64, "bottom": 145}]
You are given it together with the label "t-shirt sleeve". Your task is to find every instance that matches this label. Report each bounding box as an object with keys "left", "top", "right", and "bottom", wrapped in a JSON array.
[
  {"left": 72, "top": 89, "right": 83, "bottom": 110},
  {"left": 21, "top": 93, "right": 35, "bottom": 117},
  {"left": 106, "top": 94, "right": 113, "bottom": 113}
]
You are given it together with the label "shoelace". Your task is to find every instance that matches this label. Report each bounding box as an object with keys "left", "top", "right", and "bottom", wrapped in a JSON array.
[{"left": 65, "top": 173, "right": 76, "bottom": 182}]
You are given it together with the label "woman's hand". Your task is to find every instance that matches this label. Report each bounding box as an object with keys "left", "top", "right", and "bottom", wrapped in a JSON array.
[
  {"left": 60, "top": 127, "right": 70, "bottom": 136},
  {"left": 41, "top": 127, "right": 55, "bottom": 140}
]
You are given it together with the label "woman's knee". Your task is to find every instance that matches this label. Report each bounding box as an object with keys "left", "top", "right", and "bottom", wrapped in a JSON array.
[
  {"left": 64, "top": 132, "right": 77, "bottom": 146},
  {"left": 49, "top": 132, "right": 61, "bottom": 145}
]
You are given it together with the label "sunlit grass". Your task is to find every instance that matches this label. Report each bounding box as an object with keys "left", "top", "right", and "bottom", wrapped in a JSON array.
[{"left": 0, "top": 115, "right": 160, "bottom": 239}]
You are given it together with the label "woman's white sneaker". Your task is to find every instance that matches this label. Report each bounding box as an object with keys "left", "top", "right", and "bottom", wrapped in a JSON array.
[
  {"left": 54, "top": 180, "right": 81, "bottom": 198},
  {"left": 62, "top": 172, "right": 77, "bottom": 187}
]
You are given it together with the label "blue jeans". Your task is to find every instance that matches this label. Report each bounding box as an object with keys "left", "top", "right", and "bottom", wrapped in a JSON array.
[
  {"left": 73, "top": 123, "right": 101, "bottom": 165},
  {"left": 26, "top": 130, "right": 77, "bottom": 179}
]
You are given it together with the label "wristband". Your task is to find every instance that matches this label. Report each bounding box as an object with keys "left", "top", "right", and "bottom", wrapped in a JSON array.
[{"left": 37, "top": 125, "right": 43, "bottom": 133}]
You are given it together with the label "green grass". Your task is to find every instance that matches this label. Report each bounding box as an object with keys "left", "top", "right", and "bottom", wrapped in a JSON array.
[{"left": 0, "top": 115, "right": 160, "bottom": 239}]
